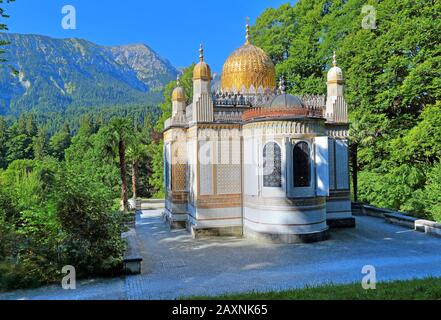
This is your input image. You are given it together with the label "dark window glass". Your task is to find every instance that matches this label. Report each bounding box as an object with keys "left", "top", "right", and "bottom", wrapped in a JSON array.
[
  {"left": 263, "top": 142, "right": 282, "bottom": 187},
  {"left": 293, "top": 142, "right": 311, "bottom": 187}
]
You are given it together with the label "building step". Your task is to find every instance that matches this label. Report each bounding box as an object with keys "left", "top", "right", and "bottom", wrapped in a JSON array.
[{"left": 137, "top": 199, "right": 165, "bottom": 210}]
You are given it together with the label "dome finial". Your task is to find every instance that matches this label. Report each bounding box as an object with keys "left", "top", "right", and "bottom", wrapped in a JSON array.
[
  {"left": 172, "top": 74, "right": 186, "bottom": 102},
  {"left": 279, "top": 76, "right": 286, "bottom": 94},
  {"left": 199, "top": 43, "right": 204, "bottom": 62},
  {"left": 245, "top": 17, "right": 251, "bottom": 45},
  {"left": 193, "top": 44, "right": 211, "bottom": 81},
  {"left": 333, "top": 51, "right": 337, "bottom": 67}
]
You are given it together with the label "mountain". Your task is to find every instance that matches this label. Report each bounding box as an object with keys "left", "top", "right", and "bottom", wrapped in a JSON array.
[{"left": 0, "top": 33, "right": 178, "bottom": 117}]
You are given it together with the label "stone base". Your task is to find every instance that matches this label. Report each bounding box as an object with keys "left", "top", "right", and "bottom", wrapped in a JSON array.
[
  {"left": 327, "top": 217, "right": 356, "bottom": 229},
  {"left": 169, "top": 220, "right": 187, "bottom": 230},
  {"left": 163, "top": 210, "right": 187, "bottom": 230},
  {"left": 244, "top": 227, "right": 330, "bottom": 244},
  {"left": 123, "top": 259, "right": 142, "bottom": 275},
  {"left": 351, "top": 202, "right": 363, "bottom": 216},
  {"left": 189, "top": 224, "right": 243, "bottom": 238}
]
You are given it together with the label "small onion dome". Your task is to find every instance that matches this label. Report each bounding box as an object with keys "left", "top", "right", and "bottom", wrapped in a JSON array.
[
  {"left": 193, "top": 44, "right": 211, "bottom": 81},
  {"left": 269, "top": 93, "right": 305, "bottom": 109},
  {"left": 193, "top": 62, "right": 211, "bottom": 81},
  {"left": 172, "top": 75, "right": 186, "bottom": 102},
  {"left": 172, "top": 86, "right": 185, "bottom": 102},
  {"left": 327, "top": 51, "right": 344, "bottom": 83}
]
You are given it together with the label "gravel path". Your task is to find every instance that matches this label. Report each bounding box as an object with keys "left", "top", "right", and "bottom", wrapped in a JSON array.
[{"left": 2, "top": 209, "right": 441, "bottom": 300}]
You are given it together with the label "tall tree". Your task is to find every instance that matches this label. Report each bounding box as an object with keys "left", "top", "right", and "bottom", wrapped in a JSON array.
[
  {"left": 348, "top": 110, "right": 389, "bottom": 202},
  {"left": 101, "top": 118, "right": 133, "bottom": 212},
  {"left": 0, "top": 116, "right": 8, "bottom": 169},
  {"left": 0, "top": 0, "right": 15, "bottom": 63},
  {"left": 33, "top": 127, "right": 50, "bottom": 160},
  {"left": 6, "top": 124, "right": 34, "bottom": 163},
  {"left": 50, "top": 123, "right": 72, "bottom": 161},
  {"left": 126, "top": 137, "right": 148, "bottom": 200}
]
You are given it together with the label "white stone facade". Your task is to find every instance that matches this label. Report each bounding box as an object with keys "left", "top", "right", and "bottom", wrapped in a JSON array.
[{"left": 163, "top": 43, "right": 354, "bottom": 243}]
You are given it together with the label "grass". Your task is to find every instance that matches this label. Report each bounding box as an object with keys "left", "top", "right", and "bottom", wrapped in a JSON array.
[{"left": 187, "top": 277, "right": 441, "bottom": 300}]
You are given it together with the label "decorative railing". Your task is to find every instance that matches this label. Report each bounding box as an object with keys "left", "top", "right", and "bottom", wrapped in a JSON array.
[
  {"left": 213, "top": 92, "right": 327, "bottom": 109},
  {"left": 242, "top": 107, "right": 323, "bottom": 122},
  {"left": 213, "top": 111, "right": 243, "bottom": 122},
  {"left": 213, "top": 92, "right": 275, "bottom": 107},
  {"left": 301, "top": 95, "right": 326, "bottom": 109}
]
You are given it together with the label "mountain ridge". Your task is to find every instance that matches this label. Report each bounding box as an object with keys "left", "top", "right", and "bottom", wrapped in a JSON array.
[{"left": 0, "top": 33, "right": 178, "bottom": 117}]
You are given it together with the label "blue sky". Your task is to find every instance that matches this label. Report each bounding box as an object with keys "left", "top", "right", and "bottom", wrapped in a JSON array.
[{"left": 3, "top": 0, "right": 295, "bottom": 71}]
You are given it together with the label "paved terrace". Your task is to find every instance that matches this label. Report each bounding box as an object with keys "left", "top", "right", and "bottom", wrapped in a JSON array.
[{"left": 1, "top": 209, "right": 441, "bottom": 300}]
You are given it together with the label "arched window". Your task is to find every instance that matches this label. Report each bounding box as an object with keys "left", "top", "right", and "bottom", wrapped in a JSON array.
[
  {"left": 293, "top": 142, "right": 311, "bottom": 187},
  {"left": 263, "top": 142, "right": 282, "bottom": 188}
]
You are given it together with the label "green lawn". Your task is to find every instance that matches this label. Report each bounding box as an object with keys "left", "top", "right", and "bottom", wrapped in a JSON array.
[{"left": 187, "top": 278, "right": 441, "bottom": 300}]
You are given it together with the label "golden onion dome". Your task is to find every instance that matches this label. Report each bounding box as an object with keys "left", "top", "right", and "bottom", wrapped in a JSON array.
[
  {"left": 221, "top": 20, "right": 276, "bottom": 92},
  {"left": 327, "top": 51, "right": 344, "bottom": 83},
  {"left": 193, "top": 44, "right": 211, "bottom": 81},
  {"left": 193, "top": 62, "right": 211, "bottom": 81},
  {"left": 171, "top": 75, "right": 186, "bottom": 102},
  {"left": 172, "top": 86, "right": 185, "bottom": 102}
]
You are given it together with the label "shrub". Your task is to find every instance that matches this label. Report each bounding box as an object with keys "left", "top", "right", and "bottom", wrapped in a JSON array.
[{"left": 56, "top": 166, "right": 125, "bottom": 277}]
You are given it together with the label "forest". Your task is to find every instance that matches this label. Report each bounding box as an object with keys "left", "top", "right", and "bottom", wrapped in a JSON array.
[
  {"left": 0, "top": 0, "right": 440, "bottom": 290},
  {"left": 0, "top": 1, "right": 163, "bottom": 290},
  {"left": 0, "top": 112, "right": 158, "bottom": 290}
]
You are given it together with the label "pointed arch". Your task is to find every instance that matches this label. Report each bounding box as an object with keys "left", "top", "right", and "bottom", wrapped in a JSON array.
[{"left": 263, "top": 142, "right": 282, "bottom": 188}]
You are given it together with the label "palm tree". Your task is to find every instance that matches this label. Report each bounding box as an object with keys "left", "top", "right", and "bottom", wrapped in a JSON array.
[
  {"left": 101, "top": 118, "right": 133, "bottom": 212},
  {"left": 126, "top": 137, "right": 149, "bottom": 200}
]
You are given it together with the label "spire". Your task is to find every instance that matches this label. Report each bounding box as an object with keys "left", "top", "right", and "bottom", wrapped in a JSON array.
[
  {"left": 193, "top": 43, "right": 211, "bottom": 81},
  {"left": 199, "top": 43, "right": 204, "bottom": 62},
  {"left": 333, "top": 51, "right": 337, "bottom": 67},
  {"left": 176, "top": 74, "right": 181, "bottom": 86},
  {"left": 245, "top": 17, "right": 251, "bottom": 45}
]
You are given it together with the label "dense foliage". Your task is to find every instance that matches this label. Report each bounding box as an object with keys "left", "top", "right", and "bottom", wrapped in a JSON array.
[
  {"left": 251, "top": 0, "right": 440, "bottom": 220},
  {"left": 0, "top": 113, "right": 157, "bottom": 291},
  {"left": 0, "top": 0, "right": 158, "bottom": 291}
]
